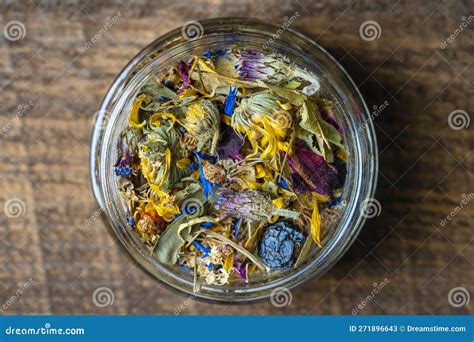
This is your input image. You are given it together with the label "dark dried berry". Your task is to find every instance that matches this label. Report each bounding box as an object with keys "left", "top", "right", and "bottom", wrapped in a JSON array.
[{"left": 258, "top": 221, "right": 305, "bottom": 269}]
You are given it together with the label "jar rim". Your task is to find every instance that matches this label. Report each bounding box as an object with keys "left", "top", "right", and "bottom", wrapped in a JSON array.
[{"left": 90, "top": 17, "right": 378, "bottom": 302}]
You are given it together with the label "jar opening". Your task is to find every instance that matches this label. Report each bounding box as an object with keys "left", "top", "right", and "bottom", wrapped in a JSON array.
[{"left": 90, "top": 18, "right": 378, "bottom": 301}]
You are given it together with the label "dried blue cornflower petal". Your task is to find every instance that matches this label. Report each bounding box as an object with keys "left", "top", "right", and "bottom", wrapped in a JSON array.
[
  {"left": 194, "top": 151, "right": 216, "bottom": 199},
  {"left": 115, "top": 166, "right": 132, "bottom": 177},
  {"left": 276, "top": 176, "right": 289, "bottom": 190},
  {"left": 326, "top": 196, "right": 342, "bottom": 209},
  {"left": 333, "top": 154, "right": 347, "bottom": 188},
  {"left": 200, "top": 221, "right": 213, "bottom": 228},
  {"left": 126, "top": 209, "right": 135, "bottom": 229},
  {"left": 224, "top": 87, "right": 238, "bottom": 116},
  {"left": 202, "top": 49, "right": 229, "bottom": 59},
  {"left": 259, "top": 221, "right": 305, "bottom": 269},
  {"left": 231, "top": 217, "right": 243, "bottom": 238},
  {"left": 193, "top": 240, "right": 210, "bottom": 257},
  {"left": 158, "top": 96, "right": 172, "bottom": 103},
  {"left": 177, "top": 263, "right": 193, "bottom": 273}
]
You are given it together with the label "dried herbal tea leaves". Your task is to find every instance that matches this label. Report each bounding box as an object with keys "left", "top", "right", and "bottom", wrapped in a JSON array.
[{"left": 115, "top": 48, "right": 348, "bottom": 288}]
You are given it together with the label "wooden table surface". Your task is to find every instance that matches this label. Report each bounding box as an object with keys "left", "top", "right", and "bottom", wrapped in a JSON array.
[{"left": 0, "top": 0, "right": 472, "bottom": 315}]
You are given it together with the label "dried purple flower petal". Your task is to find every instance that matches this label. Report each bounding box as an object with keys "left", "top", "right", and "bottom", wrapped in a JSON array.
[
  {"left": 320, "top": 104, "right": 343, "bottom": 133},
  {"left": 287, "top": 142, "right": 338, "bottom": 197},
  {"left": 289, "top": 172, "right": 311, "bottom": 194},
  {"left": 177, "top": 61, "right": 191, "bottom": 94},
  {"left": 233, "top": 256, "right": 247, "bottom": 280},
  {"left": 216, "top": 127, "right": 244, "bottom": 161}
]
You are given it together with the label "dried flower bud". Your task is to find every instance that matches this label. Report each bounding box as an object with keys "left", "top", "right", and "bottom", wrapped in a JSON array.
[
  {"left": 139, "top": 124, "right": 189, "bottom": 191},
  {"left": 236, "top": 50, "right": 294, "bottom": 85},
  {"left": 216, "top": 243, "right": 233, "bottom": 256},
  {"left": 208, "top": 246, "right": 225, "bottom": 265},
  {"left": 184, "top": 100, "right": 220, "bottom": 155},
  {"left": 215, "top": 188, "right": 299, "bottom": 221},
  {"left": 182, "top": 132, "right": 197, "bottom": 151},
  {"left": 205, "top": 268, "right": 230, "bottom": 286},
  {"left": 136, "top": 215, "right": 159, "bottom": 245},
  {"left": 233, "top": 93, "right": 280, "bottom": 129},
  {"left": 203, "top": 163, "right": 226, "bottom": 184},
  {"left": 216, "top": 188, "right": 273, "bottom": 221},
  {"left": 215, "top": 50, "right": 320, "bottom": 95}
]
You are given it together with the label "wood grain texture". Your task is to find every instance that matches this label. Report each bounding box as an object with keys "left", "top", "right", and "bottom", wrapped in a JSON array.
[{"left": 0, "top": 0, "right": 472, "bottom": 315}]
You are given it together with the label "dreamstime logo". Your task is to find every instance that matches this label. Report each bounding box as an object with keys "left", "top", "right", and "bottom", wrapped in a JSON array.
[
  {"left": 270, "top": 287, "right": 292, "bottom": 307},
  {"left": 352, "top": 278, "right": 390, "bottom": 315},
  {"left": 262, "top": 12, "right": 300, "bottom": 49},
  {"left": 448, "top": 287, "right": 470, "bottom": 308},
  {"left": 448, "top": 109, "right": 470, "bottom": 130},
  {"left": 3, "top": 20, "right": 26, "bottom": 41},
  {"left": 92, "top": 109, "right": 111, "bottom": 131},
  {"left": 181, "top": 21, "right": 203, "bottom": 41},
  {"left": 359, "top": 20, "right": 382, "bottom": 41},
  {"left": 359, "top": 100, "right": 389, "bottom": 132},
  {"left": 79, "top": 11, "right": 123, "bottom": 52},
  {"left": 92, "top": 287, "right": 115, "bottom": 308},
  {"left": 440, "top": 16, "right": 474, "bottom": 49},
  {"left": 84, "top": 206, "right": 106, "bottom": 227},
  {"left": 360, "top": 198, "right": 381, "bottom": 219},
  {"left": 1, "top": 100, "right": 34, "bottom": 136},
  {"left": 173, "top": 295, "right": 196, "bottom": 315},
  {"left": 1, "top": 278, "right": 35, "bottom": 312},
  {"left": 3, "top": 198, "right": 26, "bottom": 219},
  {"left": 181, "top": 198, "right": 204, "bottom": 216},
  {"left": 440, "top": 193, "right": 473, "bottom": 227}
]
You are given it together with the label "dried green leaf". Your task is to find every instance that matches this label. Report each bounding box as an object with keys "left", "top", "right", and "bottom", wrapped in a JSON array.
[
  {"left": 296, "top": 125, "right": 323, "bottom": 157},
  {"left": 299, "top": 100, "right": 342, "bottom": 162},
  {"left": 153, "top": 200, "right": 210, "bottom": 265},
  {"left": 141, "top": 80, "right": 177, "bottom": 100},
  {"left": 267, "top": 85, "right": 307, "bottom": 106},
  {"left": 295, "top": 235, "right": 313, "bottom": 267},
  {"left": 285, "top": 80, "right": 302, "bottom": 89},
  {"left": 174, "top": 180, "right": 202, "bottom": 202}
]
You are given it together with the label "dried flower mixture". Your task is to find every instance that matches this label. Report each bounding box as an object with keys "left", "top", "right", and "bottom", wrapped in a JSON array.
[{"left": 115, "top": 48, "right": 347, "bottom": 289}]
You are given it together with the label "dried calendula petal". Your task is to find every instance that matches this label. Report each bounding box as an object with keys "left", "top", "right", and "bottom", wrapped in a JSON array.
[{"left": 115, "top": 48, "right": 347, "bottom": 287}]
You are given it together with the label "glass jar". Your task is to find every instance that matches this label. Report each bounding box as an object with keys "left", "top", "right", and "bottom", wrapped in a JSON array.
[{"left": 90, "top": 18, "right": 378, "bottom": 302}]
